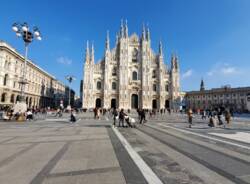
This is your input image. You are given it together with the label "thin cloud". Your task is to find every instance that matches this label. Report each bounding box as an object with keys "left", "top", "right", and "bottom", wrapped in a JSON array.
[
  {"left": 182, "top": 69, "right": 193, "bottom": 79},
  {"left": 57, "top": 56, "right": 72, "bottom": 65},
  {"left": 221, "top": 66, "right": 237, "bottom": 75},
  {"left": 207, "top": 63, "right": 240, "bottom": 76}
]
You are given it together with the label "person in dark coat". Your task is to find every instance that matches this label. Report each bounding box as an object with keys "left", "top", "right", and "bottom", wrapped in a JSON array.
[
  {"left": 139, "top": 109, "right": 146, "bottom": 124},
  {"left": 113, "top": 108, "right": 118, "bottom": 126},
  {"left": 119, "top": 109, "right": 126, "bottom": 127}
]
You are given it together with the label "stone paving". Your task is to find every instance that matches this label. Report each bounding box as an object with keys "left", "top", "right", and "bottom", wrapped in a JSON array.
[
  {"left": 0, "top": 119, "right": 126, "bottom": 184},
  {"left": 0, "top": 112, "right": 250, "bottom": 184}
]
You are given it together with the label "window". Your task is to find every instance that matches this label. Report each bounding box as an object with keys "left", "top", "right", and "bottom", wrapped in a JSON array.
[
  {"left": 112, "top": 67, "right": 117, "bottom": 76},
  {"left": 3, "top": 74, "right": 8, "bottom": 86},
  {"left": 97, "top": 81, "right": 101, "bottom": 90},
  {"left": 132, "top": 71, "right": 137, "bottom": 80},
  {"left": 1, "top": 93, "right": 6, "bottom": 102},
  {"left": 132, "top": 48, "right": 138, "bottom": 62},
  {"left": 4, "top": 60, "right": 8, "bottom": 69},
  {"left": 165, "top": 84, "right": 169, "bottom": 92},
  {"left": 153, "top": 84, "right": 157, "bottom": 91},
  {"left": 152, "top": 70, "right": 156, "bottom": 78},
  {"left": 10, "top": 94, "right": 15, "bottom": 103},
  {"left": 112, "top": 82, "right": 116, "bottom": 90}
]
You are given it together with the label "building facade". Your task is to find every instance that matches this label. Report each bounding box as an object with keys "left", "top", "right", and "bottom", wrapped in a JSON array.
[
  {"left": 185, "top": 81, "right": 250, "bottom": 112},
  {"left": 82, "top": 22, "right": 180, "bottom": 110},
  {"left": 0, "top": 41, "right": 69, "bottom": 109}
]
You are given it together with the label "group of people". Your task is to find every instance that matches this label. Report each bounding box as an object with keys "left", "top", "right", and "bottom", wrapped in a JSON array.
[
  {"left": 187, "top": 108, "right": 232, "bottom": 128},
  {"left": 111, "top": 108, "right": 147, "bottom": 128},
  {"left": 0, "top": 108, "right": 36, "bottom": 121}
]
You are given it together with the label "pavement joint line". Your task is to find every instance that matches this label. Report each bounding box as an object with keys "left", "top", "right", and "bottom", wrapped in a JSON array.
[
  {"left": 1, "top": 138, "right": 109, "bottom": 145},
  {"left": 146, "top": 124, "right": 250, "bottom": 164},
  {"left": 107, "top": 127, "right": 147, "bottom": 184},
  {"left": 0, "top": 143, "right": 38, "bottom": 167},
  {"left": 112, "top": 126, "right": 163, "bottom": 184},
  {"left": 0, "top": 136, "right": 18, "bottom": 144},
  {"left": 47, "top": 166, "right": 120, "bottom": 178},
  {"left": 29, "top": 141, "right": 71, "bottom": 184},
  {"left": 159, "top": 124, "right": 250, "bottom": 151},
  {"left": 138, "top": 126, "right": 250, "bottom": 184}
]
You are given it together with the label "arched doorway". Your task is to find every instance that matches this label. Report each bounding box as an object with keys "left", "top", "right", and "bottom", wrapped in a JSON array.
[
  {"left": 1, "top": 93, "right": 6, "bottom": 102},
  {"left": 152, "top": 99, "right": 157, "bottom": 109},
  {"left": 95, "top": 98, "right": 102, "bottom": 108},
  {"left": 111, "top": 99, "right": 116, "bottom": 109},
  {"left": 131, "top": 94, "right": 138, "bottom": 109},
  {"left": 29, "top": 97, "right": 32, "bottom": 107},
  {"left": 10, "top": 94, "right": 15, "bottom": 103},
  {"left": 165, "top": 100, "right": 170, "bottom": 109},
  {"left": 16, "top": 95, "right": 21, "bottom": 102}
]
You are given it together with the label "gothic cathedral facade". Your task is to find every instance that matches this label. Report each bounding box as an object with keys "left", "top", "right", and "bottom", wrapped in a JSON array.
[{"left": 82, "top": 22, "right": 180, "bottom": 110}]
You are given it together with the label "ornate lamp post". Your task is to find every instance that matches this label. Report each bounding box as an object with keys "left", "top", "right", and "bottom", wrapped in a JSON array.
[
  {"left": 65, "top": 75, "right": 76, "bottom": 110},
  {"left": 12, "top": 22, "right": 42, "bottom": 113}
]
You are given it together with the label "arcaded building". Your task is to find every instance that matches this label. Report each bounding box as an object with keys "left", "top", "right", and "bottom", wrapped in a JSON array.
[
  {"left": 185, "top": 80, "right": 250, "bottom": 112},
  {"left": 0, "top": 41, "right": 68, "bottom": 109},
  {"left": 82, "top": 22, "right": 180, "bottom": 110}
]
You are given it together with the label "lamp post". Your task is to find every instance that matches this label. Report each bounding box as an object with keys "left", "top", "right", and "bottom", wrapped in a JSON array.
[
  {"left": 12, "top": 22, "right": 42, "bottom": 113},
  {"left": 65, "top": 75, "right": 76, "bottom": 110}
]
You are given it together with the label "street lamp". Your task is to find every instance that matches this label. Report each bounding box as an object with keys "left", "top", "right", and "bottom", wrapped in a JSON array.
[
  {"left": 65, "top": 75, "right": 76, "bottom": 110},
  {"left": 12, "top": 22, "right": 42, "bottom": 113}
]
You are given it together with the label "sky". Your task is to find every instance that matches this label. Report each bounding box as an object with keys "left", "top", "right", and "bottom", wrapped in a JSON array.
[{"left": 1, "top": 0, "right": 250, "bottom": 95}]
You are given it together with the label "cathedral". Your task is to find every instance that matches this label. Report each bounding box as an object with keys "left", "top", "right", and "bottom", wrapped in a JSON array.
[{"left": 82, "top": 21, "right": 180, "bottom": 110}]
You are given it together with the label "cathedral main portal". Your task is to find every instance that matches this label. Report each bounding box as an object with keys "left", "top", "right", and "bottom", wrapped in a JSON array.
[{"left": 131, "top": 94, "right": 138, "bottom": 109}]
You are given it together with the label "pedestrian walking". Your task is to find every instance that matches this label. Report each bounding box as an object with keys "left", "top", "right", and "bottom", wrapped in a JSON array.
[
  {"left": 217, "top": 109, "right": 223, "bottom": 126},
  {"left": 119, "top": 109, "right": 126, "bottom": 127},
  {"left": 70, "top": 110, "right": 76, "bottom": 123},
  {"left": 139, "top": 109, "right": 146, "bottom": 124},
  {"left": 187, "top": 108, "right": 193, "bottom": 128},
  {"left": 201, "top": 110, "right": 206, "bottom": 120},
  {"left": 224, "top": 109, "right": 231, "bottom": 127},
  {"left": 113, "top": 108, "right": 118, "bottom": 127}
]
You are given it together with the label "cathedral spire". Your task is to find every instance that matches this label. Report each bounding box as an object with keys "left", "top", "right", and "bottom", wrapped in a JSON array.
[
  {"left": 85, "top": 40, "right": 90, "bottom": 64},
  {"left": 146, "top": 25, "right": 150, "bottom": 41},
  {"left": 105, "top": 30, "right": 110, "bottom": 51},
  {"left": 124, "top": 19, "right": 128, "bottom": 38},
  {"left": 171, "top": 53, "right": 179, "bottom": 71},
  {"left": 90, "top": 42, "right": 95, "bottom": 64},
  {"left": 116, "top": 33, "right": 119, "bottom": 45},
  {"left": 159, "top": 40, "right": 163, "bottom": 56},
  {"left": 200, "top": 78, "right": 205, "bottom": 91},
  {"left": 120, "top": 19, "right": 124, "bottom": 38},
  {"left": 142, "top": 23, "right": 146, "bottom": 41}
]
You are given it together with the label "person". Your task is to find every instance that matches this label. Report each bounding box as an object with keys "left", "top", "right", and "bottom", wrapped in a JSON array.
[
  {"left": 217, "top": 109, "right": 223, "bottom": 125},
  {"left": 70, "top": 110, "right": 76, "bottom": 123},
  {"left": 124, "top": 115, "right": 133, "bottom": 128},
  {"left": 96, "top": 108, "right": 100, "bottom": 120},
  {"left": 93, "top": 108, "right": 97, "bottom": 119},
  {"left": 201, "top": 110, "right": 206, "bottom": 120},
  {"left": 26, "top": 109, "right": 33, "bottom": 121},
  {"left": 139, "top": 109, "right": 146, "bottom": 124},
  {"left": 187, "top": 108, "right": 193, "bottom": 128},
  {"left": 113, "top": 108, "right": 118, "bottom": 127},
  {"left": 224, "top": 109, "right": 231, "bottom": 127},
  {"left": 118, "top": 109, "right": 126, "bottom": 127}
]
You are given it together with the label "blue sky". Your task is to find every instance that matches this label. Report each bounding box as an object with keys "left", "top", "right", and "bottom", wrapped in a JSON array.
[{"left": 1, "top": 0, "right": 250, "bottom": 95}]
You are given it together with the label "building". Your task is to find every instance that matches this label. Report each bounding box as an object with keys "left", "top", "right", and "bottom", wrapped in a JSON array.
[
  {"left": 65, "top": 87, "right": 75, "bottom": 108},
  {"left": 0, "top": 41, "right": 69, "bottom": 109},
  {"left": 185, "top": 80, "right": 250, "bottom": 112},
  {"left": 82, "top": 22, "right": 180, "bottom": 110}
]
